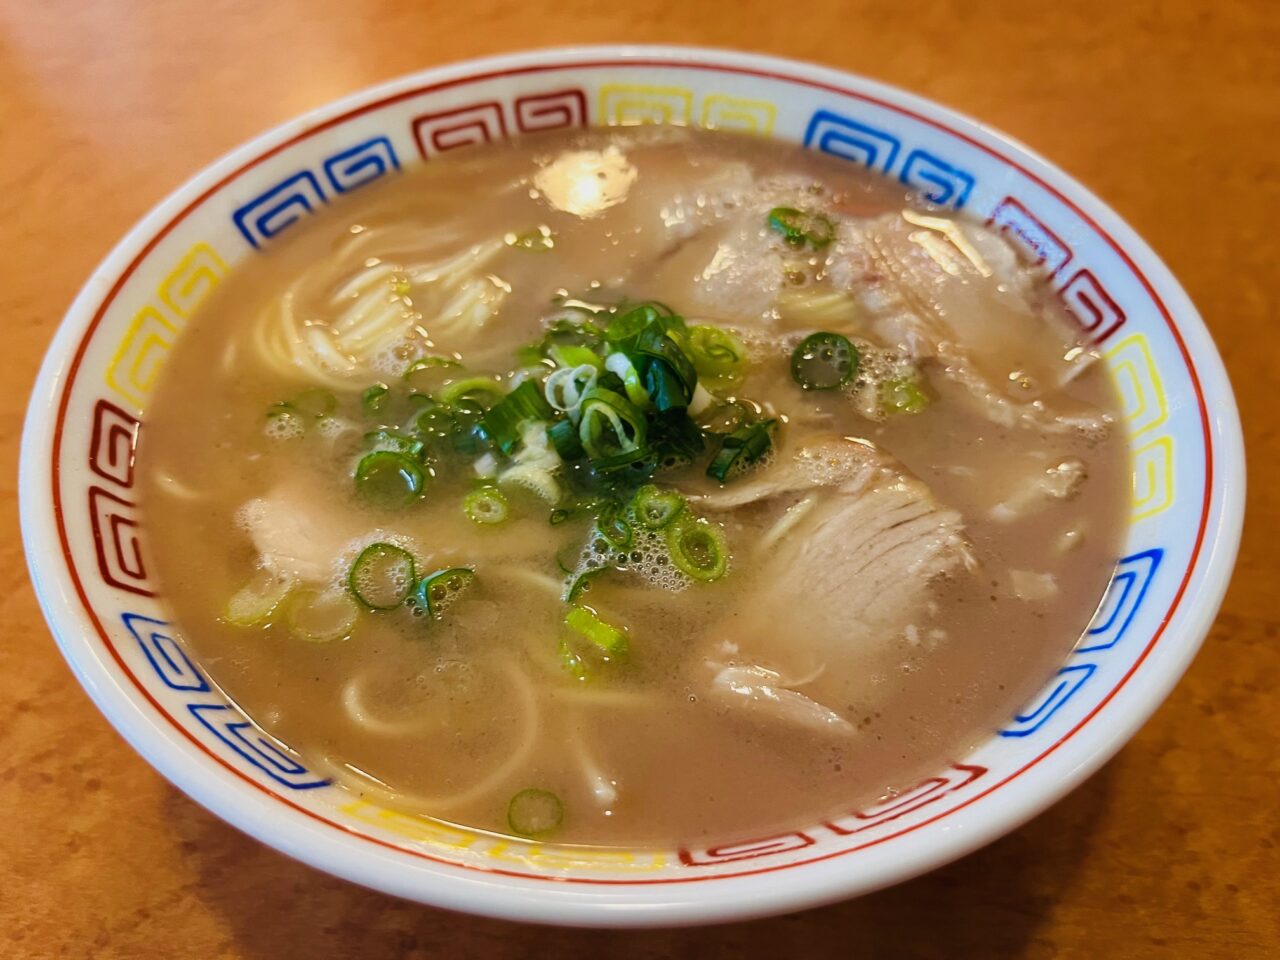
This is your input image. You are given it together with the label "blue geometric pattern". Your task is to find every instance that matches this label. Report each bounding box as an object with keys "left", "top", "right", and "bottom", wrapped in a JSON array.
[
  {"left": 1000, "top": 664, "right": 1097, "bottom": 738},
  {"left": 900, "top": 149, "right": 975, "bottom": 208},
  {"left": 803, "top": 109, "right": 900, "bottom": 173},
  {"left": 1000, "top": 548, "right": 1163, "bottom": 738},
  {"left": 1078, "top": 549, "right": 1163, "bottom": 653},
  {"left": 122, "top": 612, "right": 209, "bottom": 692},
  {"left": 188, "top": 703, "right": 330, "bottom": 790},
  {"left": 322, "top": 136, "right": 400, "bottom": 193},
  {"left": 232, "top": 170, "right": 327, "bottom": 249}
]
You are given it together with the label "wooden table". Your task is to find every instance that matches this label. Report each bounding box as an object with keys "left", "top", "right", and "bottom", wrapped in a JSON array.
[{"left": 2, "top": 1, "right": 1275, "bottom": 956}]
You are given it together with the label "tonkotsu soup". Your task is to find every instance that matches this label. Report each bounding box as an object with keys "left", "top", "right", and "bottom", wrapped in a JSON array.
[{"left": 139, "top": 127, "right": 1127, "bottom": 846}]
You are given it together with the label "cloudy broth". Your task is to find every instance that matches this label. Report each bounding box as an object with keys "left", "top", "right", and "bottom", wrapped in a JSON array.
[{"left": 138, "top": 128, "right": 1127, "bottom": 846}]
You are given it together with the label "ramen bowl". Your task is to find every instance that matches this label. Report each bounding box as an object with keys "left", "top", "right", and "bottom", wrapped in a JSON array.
[{"left": 20, "top": 46, "right": 1244, "bottom": 927}]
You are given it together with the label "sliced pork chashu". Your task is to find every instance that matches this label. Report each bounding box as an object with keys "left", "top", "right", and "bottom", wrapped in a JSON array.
[
  {"left": 699, "top": 436, "right": 973, "bottom": 734},
  {"left": 821, "top": 212, "right": 1108, "bottom": 435}
]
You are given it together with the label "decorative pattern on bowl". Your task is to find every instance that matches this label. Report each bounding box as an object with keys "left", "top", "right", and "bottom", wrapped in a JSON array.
[{"left": 20, "top": 46, "right": 1244, "bottom": 926}]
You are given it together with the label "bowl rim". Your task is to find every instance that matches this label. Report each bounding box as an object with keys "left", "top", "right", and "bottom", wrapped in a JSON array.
[{"left": 19, "top": 43, "right": 1246, "bottom": 927}]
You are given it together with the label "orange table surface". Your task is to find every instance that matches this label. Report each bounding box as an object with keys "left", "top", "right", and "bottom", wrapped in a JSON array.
[{"left": 1, "top": 1, "right": 1276, "bottom": 957}]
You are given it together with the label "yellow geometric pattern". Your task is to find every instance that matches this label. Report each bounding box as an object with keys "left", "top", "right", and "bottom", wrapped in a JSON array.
[
  {"left": 104, "top": 241, "right": 226, "bottom": 411},
  {"left": 1104, "top": 333, "right": 1175, "bottom": 521},
  {"left": 598, "top": 85, "right": 778, "bottom": 134},
  {"left": 1105, "top": 334, "right": 1168, "bottom": 437},
  {"left": 1132, "top": 435, "right": 1175, "bottom": 522},
  {"left": 599, "top": 84, "right": 694, "bottom": 126},
  {"left": 700, "top": 94, "right": 777, "bottom": 134},
  {"left": 104, "top": 306, "right": 182, "bottom": 409},
  {"left": 339, "top": 799, "right": 668, "bottom": 871},
  {"left": 158, "top": 242, "right": 227, "bottom": 318}
]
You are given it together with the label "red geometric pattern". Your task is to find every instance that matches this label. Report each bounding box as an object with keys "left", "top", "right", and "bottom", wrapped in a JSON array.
[
  {"left": 987, "top": 195, "right": 1074, "bottom": 278},
  {"left": 1060, "top": 268, "right": 1126, "bottom": 344},
  {"left": 678, "top": 830, "right": 816, "bottom": 866},
  {"left": 411, "top": 101, "right": 507, "bottom": 158},
  {"left": 411, "top": 88, "right": 588, "bottom": 159},
  {"left": 88, "top": 399, "right": 140, "bottom": 488},
  {"left": 823, "top": 763, "right": 987, "bottom": 836},
  {"left": 88, "top": 485, "right": 153, "bottom": 597},
  {"left": 514, "top": 89, "right": 587, "bottom": 132}
]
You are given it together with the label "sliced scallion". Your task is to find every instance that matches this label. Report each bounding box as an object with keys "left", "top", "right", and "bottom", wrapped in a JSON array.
[
  {"left": 790, "top": 332, "right": 858, "bottom": 390},
  {"left": 411, "top": 567, "right": 476, "bottom": 620},
  {"left": 595, "top": 505, "right": 633, "bottom": 551},
  {"left": 564, "top": 604, "right": 629, "bottom": 658},
  {"left": 481, "top": 379, "right": 555, "bottom": 455},
  {"left": 603, "top": 352, "right": 651, "bottom": 409},
  {"left": 223, "top": 567, "right": 294, "bottom": 626},
  {"left": 706, "top": 419, "right": 776, "bottom": 484},
  {"left": 364, "top": 429, "right": 426, "bottom": 460},
  {"left": 549, "top": 343, "right": 601, "bottom": 369},
  {"left": 347, "top": 543, "right": 416, "bottom": 610},
  {"left": 664, "top": 517, "right": 729, "bottom": 581},
  {"left": 464, "top": 486, "right": 509, "bottom": 524},
  {"left": 879, "top": 377, "right": 930, "bottom": 415},
  {"left": 287, "top": 588, "right": 359, "bottom": 643},
  {"left": 687, "top": 325, "right": 747, "bottom": 392},
  {"left": 403, "top": 356, "right": 462, "bottom": 394},
  {"left": 630, "top": 484, "right": 685, "bottom": 529},
  {"left": 767, "top": 206, "right": 836, "bottom": 249},
  {"left": 438, "top": 376, "right": 506, "bottom": 407},
  {"left": 354, "top": 450, "right": 427, "bottom": 507},
  {"left": 578, "top": 388, "right": 647, "bottom": 460},
  {"left": 507, "top": 788, "right": 564, "bottom": 838},
  {"left": 361, "top": 383, "right": 390, "bottom": 418}
]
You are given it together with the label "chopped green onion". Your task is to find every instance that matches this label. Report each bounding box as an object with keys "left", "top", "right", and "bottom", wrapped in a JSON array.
[
  {"left": 446, "top": 397, "right": 487, "bottom": 454},
  {"left": 595, "top": 505, "right": 633, "bottom": 550},
  {"left": 558, "top": 637, "right": 589, "bottom": 680},
  {"left": 464, "top": 486, "right": 509, "bottom": 524},
  {"left": 664, "top": 517, "right": 729, "bottom": 581},
  {"left": 412, "top": 567, "right": 476, "bottom": 620},
  {"left": 438, "top": 376, "right": 506, "bottom": 407},
  {"left": 634, "top": 327, "right": 697, "bottom": 406},
  {"left": 879, "top": 377, "right": 931, "bottom": 414},
  {"left": 364, "top": 429, "right": 426, "bottom": 460},
  {"left": 408, "top": 400, "right": 455, "bottom": 441},
  {"left": 790, "top": 332, "right": 858, "bottom": 390},
  {"left": 265, "top": 404, "right": 306, "bottom": 437},
  {"left": 287, "top": 588, "right": 359, "bottom": 642},
  {"left": 498, "top": 464, "right": 562, "bottom": 503},
  {"left": 480, "top": 380, "right": 555, "bottom": 455},
  {"left": 549, "top": 343, "right": 601, "bottom": 369},
  {"left": 403, "top": 356, "right": 462, "bottom": 394},
  {"left": 354, "top": 450, "right": 427, "bottom": 507},
  {"left": 563, "top": 565, "right": 607, "bottom": 602},
  {"left": 564, "top": 604, "right": 629, "bottom": 658},
  {"left": 507, "top": 788, "right": 564, "bottom": 838},
  {"left": 347, "top": 542, "right": 416, "bottom": 610},
  {"left": 287, "top": 388, "right": 336, "bottom": 418},
  {"left": 547, "top": 418, "right": 585, "bottom": 460},
  {"left": 361, "top": 383, "right": 390, "bottom": 417},
  {"left": 767, "top": 206, "right": 836, "bottom": 249},
  {"left": 544, "top": 364, "right": 600, "bottom": 418},
  {"left": 578, "top": 388, "right": 647, "bottom": 460},
  {"left": 630, "top": 484, "right": 685, "bottom": 529},
  {"left": 603, "top": 352, "right": 651, "bottom": 409},
  {"left": 706, "top": 419, "right": 776, "bottom": 483},
  {"left": 687, "top": 325, "right": 747, "bottom": 391},
  {"left": 223, "top": 567, "right": 294, "bottom": 626}
]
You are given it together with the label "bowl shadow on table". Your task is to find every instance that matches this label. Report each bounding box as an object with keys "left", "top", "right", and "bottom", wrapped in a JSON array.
[{"left": 168, "top": 765, "right": 1114, "bottom": 959}]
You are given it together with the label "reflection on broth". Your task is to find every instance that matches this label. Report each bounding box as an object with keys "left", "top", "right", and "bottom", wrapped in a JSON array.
[{"left": 138, "top": 128, "right": 1126, "bottom": 846}]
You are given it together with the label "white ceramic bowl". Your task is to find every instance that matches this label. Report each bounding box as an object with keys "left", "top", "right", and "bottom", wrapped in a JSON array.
[{"left": 20, "top": 46, "right": 1245, "bottom": 927}]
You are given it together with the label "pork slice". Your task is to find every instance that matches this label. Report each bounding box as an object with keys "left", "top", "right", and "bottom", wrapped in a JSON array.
[
  {"left": 237, "top": 475, "right": 367, "bottom": 582},
  {"left": 827, "top": 212, "right": 1107, "bottom": 434},
  {"left": 700, "top": 436, "right": 972, "bottom": 733}
]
